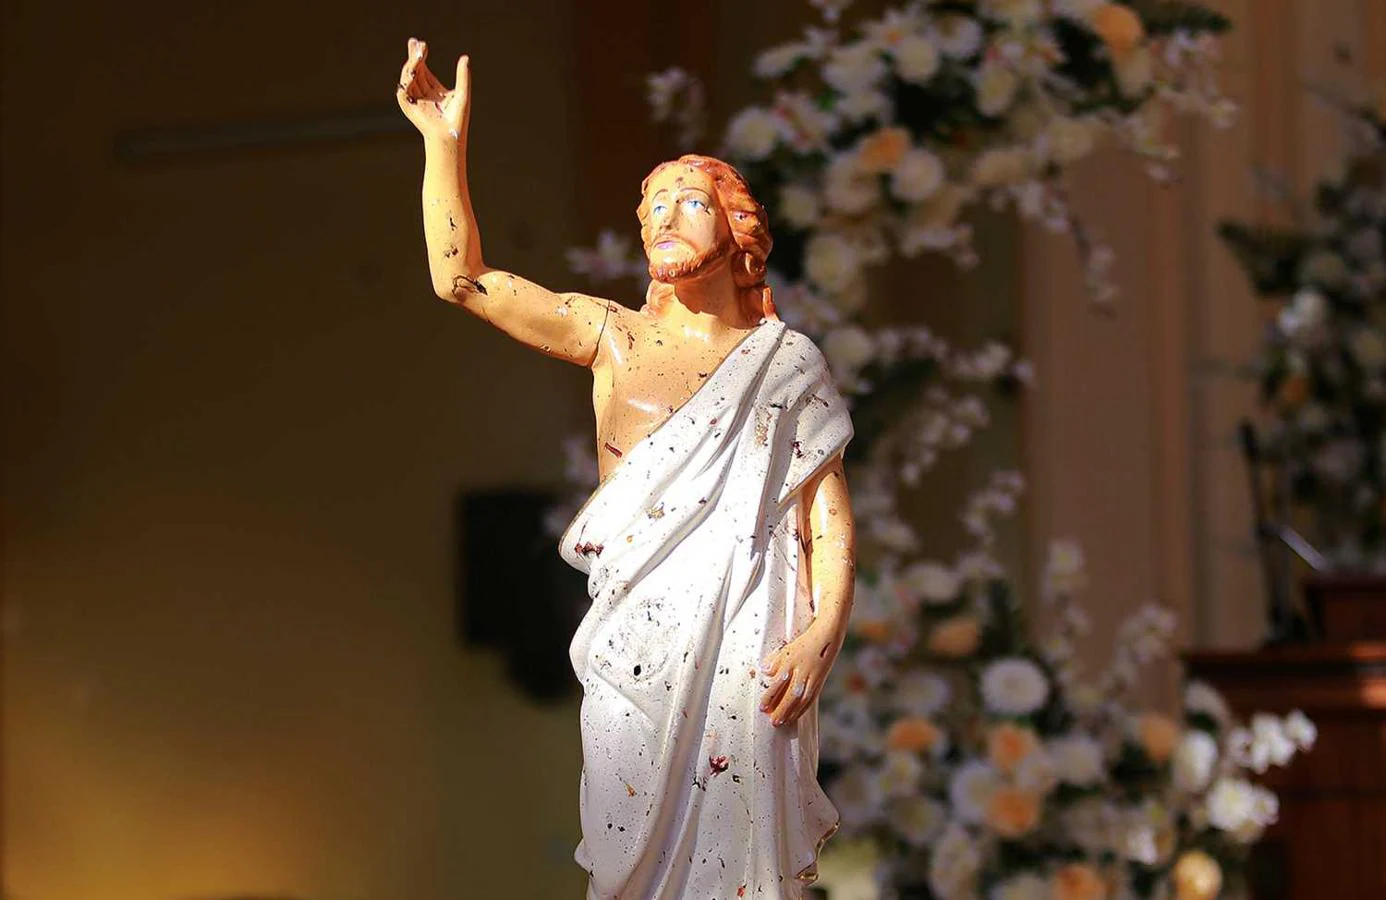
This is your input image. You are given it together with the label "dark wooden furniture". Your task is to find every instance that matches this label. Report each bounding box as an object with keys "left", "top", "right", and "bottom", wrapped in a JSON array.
[
  {"left": 1184, "top": 644, "right": 1386, "bottom": 900},
  {"left": 1303, "top": 574, "right": 1386, "bottom": 642}
]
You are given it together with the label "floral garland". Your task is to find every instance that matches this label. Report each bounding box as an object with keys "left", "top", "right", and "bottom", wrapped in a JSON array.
[{"left": 1221, "top": 105, "right": 1386, "bottom": 571}]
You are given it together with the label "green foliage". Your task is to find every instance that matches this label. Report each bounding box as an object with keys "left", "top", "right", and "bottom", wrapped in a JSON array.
[
  {"left": 1127, "top": 0, "right": 1234, "bottom": 36},
  {"left": 1216, "top": 222, "right": 1312, "bottom": 296}
]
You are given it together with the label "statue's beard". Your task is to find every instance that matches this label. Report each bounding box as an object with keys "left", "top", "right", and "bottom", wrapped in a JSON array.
[{"left": 647, "top": 233, "right": 735, "bottom": 284}]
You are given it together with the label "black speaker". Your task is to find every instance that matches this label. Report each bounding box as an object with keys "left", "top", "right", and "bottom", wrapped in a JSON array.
[{"left": 456, "top": 489, "right": 589, "bottom": 702}]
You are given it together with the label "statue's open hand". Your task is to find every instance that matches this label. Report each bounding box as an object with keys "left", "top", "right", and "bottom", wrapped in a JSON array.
[
  {"left": 395, "top": 37, "right": 470, "bottom": 145},
  {"left": 759, "top": 619, "right": 847, "bottom": 728}
]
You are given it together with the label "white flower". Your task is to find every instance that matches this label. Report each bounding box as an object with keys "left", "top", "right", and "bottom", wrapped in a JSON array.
[
  {"left": 772, "top": 90, "right": 838, "bottom": 153},
  {"left": 929, "top": 822, "right": 983, "bottom": 900},
  {"left": 980, "top": 0, "right": 1043, "bottom": 27},
  {"left": 829, "top": 763, "right": 886, "bottom": 830},
  {"left": 1042, "top": 116, "right": 1100, "bottom": 165},
  {"left": 862, "top": 6, "right": 925, "bottom": 49},
  {"left": 879, "top": 749, "right": 925, "bottom": 797},
  {"left": 854, "top": 644, "right": 893, "bottom": 688},
  {"left": 892, "top": 670, "right": 952, "bottom": 717},
  {"left": 981, "top": 657, "right": 1050, "bottom": 715},
  {"left": 976, "top": 64, "right": 1021, "bottom": 116},
  {"left": 893, "top": 34, "right": 941, "bottom": 83},
  {"left": 970, "top": 147, "right": 1033, "bottom": 187},
  {"left": 1050, "top": 733, "right": 1106, "bottom": 786},
  {"left": 1172, "top": 729, "right": 1218, "bottom": 792},
  {"left": 1300, "top": 249, "right": 1349, "bottom": 287},
  {"left": 1206, "top": 777, "right": 1279, "bottom": 842},
  {"left": 824, "top": 325, "right": 877, "bottom": 379},
  {"left": 1230, "top": 714, "right": 1299, "bottom": 773},
  {"left": 754, "top": 35, "right": 828, "bottom": 79},
  {"left": 779, "top": 183, "right": 822, "bottom": 230},
  {"left": 1279, "top": 288, "right": 1327, "bottom": 338},
  {"left": 1115, "top": 45, "right": 1154, "bottom": 95},
  {"left": 724, "top": 107, "right": 780, "bottom": 160},
  {"left": 890, "top": 796, "right": 948, "bottom": 847},
  {"left": 823, "top": 41, "right": 888, "bottom": 94},
  {"left": 804, "top": 232, "right": 862, "bottom": 294},
  {"left": 565, "top": 230, "right": 643, "bottom": 281},
  {"left": 950, "top": 760, "right": 1002, "bottom": 824},
  {"left": 1184, "top": 680, "right": 1231, "bottom": 726},
  {"left": 810, "top": 0, "right": 853, "bottom": 24},
  {"left": 1061, "top": 798, "right": 1121, "bottom": 853},
  {"left": 1015, "top": 747, "right": 1059, "bottom": 795},
  {"left": 1284, "top": 709, "right": 1317, "bottom": 750},
  {"left": 1044, "top": 538, "right": 1088, "bottom": 595},
  {"left": 824, "top": 153, "right": 881, "bottom": 214},
  {"left": 891, "top": 148, "right": 946, "bottom": 202},
  {"left": 836, "top": 89, "right": 892, "bottom": 123},
  {"left": 1120, "top": 800, "right": 1175, "bottom": 866},
  {"left": 936, "top": 15, "right": 985, "bottom": 59},
  {"left": 991, "top": 872, "right": 1049, "bottom": 900},
  {"left": 900, "top": 560, "right": 962, "bottom": 603}
]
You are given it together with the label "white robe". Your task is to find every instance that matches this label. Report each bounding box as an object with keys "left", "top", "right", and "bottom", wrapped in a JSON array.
[{"left": 559, "top": 319, "right": 854, "bottom": 899}]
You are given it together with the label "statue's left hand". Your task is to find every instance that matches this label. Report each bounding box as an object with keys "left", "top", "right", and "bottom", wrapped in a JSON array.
[{"left": 758, "top": 618, "right": 847, "bottom": 728}]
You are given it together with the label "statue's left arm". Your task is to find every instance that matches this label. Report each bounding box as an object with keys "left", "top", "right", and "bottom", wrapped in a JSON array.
[{"left": 760, "top": 456, "right": 856, "bottom": 727}]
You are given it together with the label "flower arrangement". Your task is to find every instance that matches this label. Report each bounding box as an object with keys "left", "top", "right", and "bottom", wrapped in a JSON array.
[
  {"left": 1220, "top": 104, "right": 1386, "bottom": 571},
  {"left": 818, "top": 523, "right": 1315, "bottom": 899}
]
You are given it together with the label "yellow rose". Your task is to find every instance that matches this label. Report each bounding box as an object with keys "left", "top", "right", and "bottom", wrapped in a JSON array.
[
  {"left": 1089, "top": 2, "right": 1145, "bottom": 58},
  {"left": 987, "top": 722, "right": 1040, "bottom": 774},
  {"left": 1276, "top": 372, "right": 1310, "bottom": 410},
  {"left": 984, "top": 785, "right": 1042, "bottom": 838},
  {"left": 854, "top": 618, "right": 894, "bottom": 643},
  {"left": 1137, "top": 712, "right": 1180, "bottom": 764},
  {"left": 1173, "top": 850, "right": 1224, "bottom": 900},
  {"left": 857, "top": 127, "right": 912, "bottom": 174},
  {"left": 928, "top": 616, "right": 982, "bottom": 657},
  {"left": 886, "top": 716, "right": 943, "bottom": 753},
  {"left": 1053, "top": 862, "right": 1108, "bottom": 900}
]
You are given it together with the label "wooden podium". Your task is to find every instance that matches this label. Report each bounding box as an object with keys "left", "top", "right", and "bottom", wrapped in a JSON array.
[{"left": 1184, "top": 642, "right": 1386, "bottom": 899}]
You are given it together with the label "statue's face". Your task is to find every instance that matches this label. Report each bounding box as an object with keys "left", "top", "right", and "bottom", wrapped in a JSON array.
[{"left": 643, "top": 164, "right": 732, "bottom": 283}]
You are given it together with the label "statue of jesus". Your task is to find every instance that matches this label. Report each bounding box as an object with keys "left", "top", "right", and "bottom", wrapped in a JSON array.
[{"left": 398, "top": 40, "right": 857, "bottom": 898}]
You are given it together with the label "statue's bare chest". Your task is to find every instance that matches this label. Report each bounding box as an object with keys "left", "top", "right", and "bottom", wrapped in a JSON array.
[{"left": 590, "top": 322, "right": 753, "bottom": 479}]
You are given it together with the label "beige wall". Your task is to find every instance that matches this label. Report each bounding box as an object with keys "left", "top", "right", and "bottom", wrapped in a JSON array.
[
  {"left": 2, "top": 2, "right": 594, "bottom": 898},
  {"left": 1021, "top": 0, "right": 1386, "bottom": 700}
]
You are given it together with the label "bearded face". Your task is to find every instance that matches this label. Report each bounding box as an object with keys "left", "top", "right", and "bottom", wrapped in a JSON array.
[{"left": 642, "top": 164, "right": 735, "bottom": 284}]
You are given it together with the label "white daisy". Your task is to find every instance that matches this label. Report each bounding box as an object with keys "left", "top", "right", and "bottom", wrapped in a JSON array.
[
  {"left": 1049, "top": 733, "right": 1106, "bottom": 786},
  {"left": 889, "top": 796, "right": 948, "bottom": 847},
  {"left": 950, "top": 760, "right": 1001, "bottom": 824},
  {"left": 891, "top": 148, "right": 946, "bottom": 202},
  {"left": 829, "top": 763, "right": 886, "bottom": 830},
  {"left": 980, "top": 657, "right": 1050, "bottom": 715},
  {"left": 990, "top": 872, "right": 1049, "bottom": 900},
  {"left": 892, "top": 669, "right": 953, "bottom": 717},
  {"left": 724, "top": 107, "right": 780, "bottom": 160},
  {"left": 893, "top": 34, "right": 941, "bottom": 83},
  {"left": 804, "top": 232, "right": 862, "bottom": 294},
  {"left": 935, "top": 14, "right": 985, "bottom": 59}
]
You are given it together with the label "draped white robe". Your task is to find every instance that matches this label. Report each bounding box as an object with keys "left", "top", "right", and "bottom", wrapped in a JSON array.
[{"left": 559, "top": 319, "right": 854, "bottom": 900}]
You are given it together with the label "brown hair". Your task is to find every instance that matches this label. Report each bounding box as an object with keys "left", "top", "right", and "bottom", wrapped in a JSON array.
[{"left": 636, "top": 154, "right": 778, "bottom": 321}]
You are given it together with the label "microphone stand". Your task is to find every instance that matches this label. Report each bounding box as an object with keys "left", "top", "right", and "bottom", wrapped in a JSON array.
[{"left": 1239, "top": 421, "right": 1318, "bottom": 644}]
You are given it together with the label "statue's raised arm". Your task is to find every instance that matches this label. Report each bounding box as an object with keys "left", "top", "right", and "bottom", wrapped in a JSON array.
[{"left": 396, "top": 39, "right": 618, "bottom": 366}]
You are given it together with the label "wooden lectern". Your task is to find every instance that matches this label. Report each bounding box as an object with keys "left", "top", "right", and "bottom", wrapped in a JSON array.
[{"left": 1184, "top": 638, "right": 1386, "bottom": 899}]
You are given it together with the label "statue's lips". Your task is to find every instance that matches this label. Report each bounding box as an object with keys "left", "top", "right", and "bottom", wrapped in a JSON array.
[{"left": 653, "top": 237, "right": 691, "bottom": 251}]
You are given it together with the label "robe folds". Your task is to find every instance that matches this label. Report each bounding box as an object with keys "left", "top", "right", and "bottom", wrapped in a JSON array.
[{"left": 559, "top": 319, "right": 854, "bottom": 900}]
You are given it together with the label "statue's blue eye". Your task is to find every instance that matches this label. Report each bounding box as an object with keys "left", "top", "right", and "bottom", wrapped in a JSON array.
[
  {"left": 683, "top": 198, "right": 707, "bottom": 212},
  {"left": 652, "top": 203, "right": 668, "bottom": 217}
]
